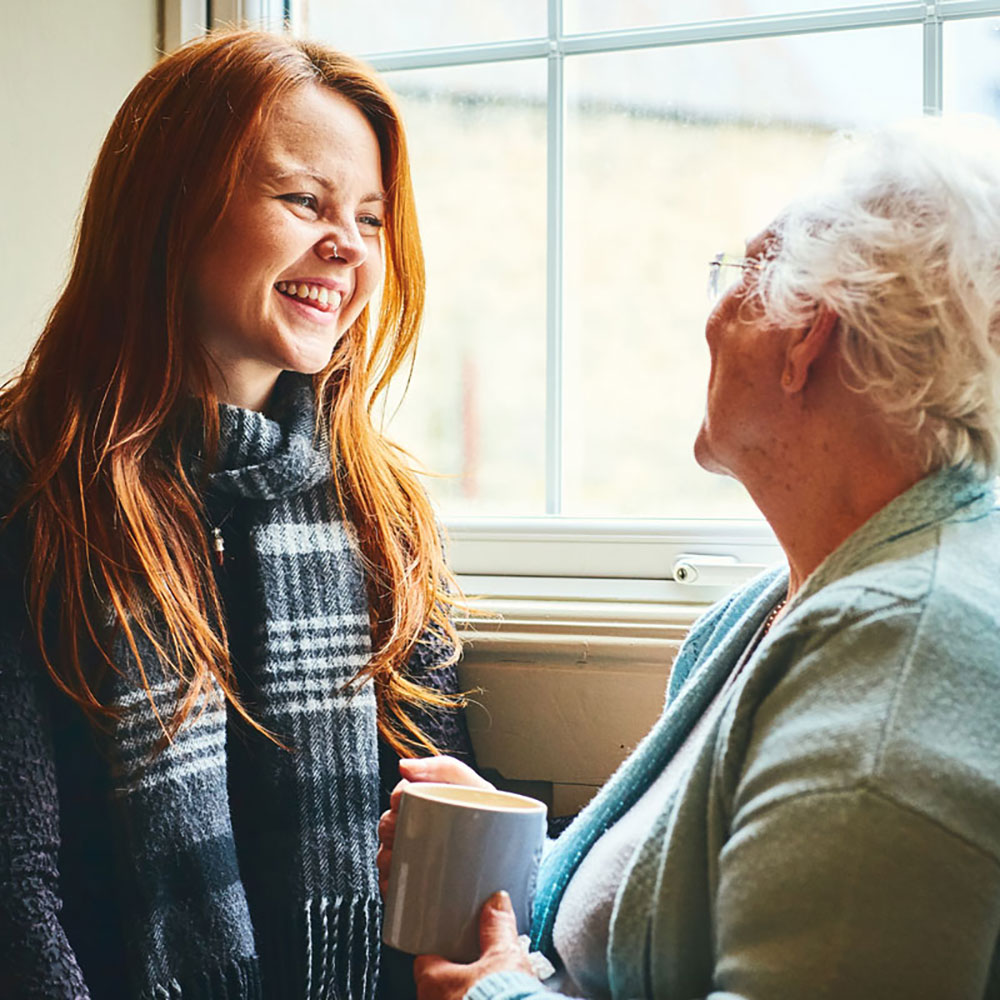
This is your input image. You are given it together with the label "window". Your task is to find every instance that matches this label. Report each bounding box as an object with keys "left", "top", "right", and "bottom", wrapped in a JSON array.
[{"left": 170, "top": 1, "right": 1000, "bottom": 602}]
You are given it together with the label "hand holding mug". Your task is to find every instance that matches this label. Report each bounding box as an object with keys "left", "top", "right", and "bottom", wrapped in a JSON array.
[
  {"left": 412, "top": 890, "right": 535, "bottom": 1000},
  {"left": 377, "top": 755, "right": 494, "bottom": 897},
  {"left": 380, "top": 761, "right": 547, "bottom": 963}
]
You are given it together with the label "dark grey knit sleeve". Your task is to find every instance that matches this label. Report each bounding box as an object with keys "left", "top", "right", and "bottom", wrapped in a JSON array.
[
  {"left": 376, "top": 629, "right": 478, "bottom": 814},
  {"left": 0, "top": 530, "right": 91, "bottom": 998}
]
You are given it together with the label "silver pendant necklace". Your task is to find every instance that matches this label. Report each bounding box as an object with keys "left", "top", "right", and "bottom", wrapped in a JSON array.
[
  {"left": 209, "top": 507, "right": 234, "bottom": 565},
  {"left": 211, "top": 526, "right": 225, "bottom": 565}
]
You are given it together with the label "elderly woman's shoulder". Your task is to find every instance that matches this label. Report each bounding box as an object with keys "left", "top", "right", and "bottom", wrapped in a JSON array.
[
  {"left": 795, "top": 491, "right": 1000, "bottom": 628},
  {"left": 739, "top": 506, "right": 1000, "bottom": 864}
]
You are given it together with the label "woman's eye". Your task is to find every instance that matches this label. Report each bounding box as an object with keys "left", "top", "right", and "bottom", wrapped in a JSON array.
[
  {"left": 281, "top": 193, "right": 319, "bottom": 213},
  {"left": 358, "top": 214, "right": 384, "bottom": 232}
]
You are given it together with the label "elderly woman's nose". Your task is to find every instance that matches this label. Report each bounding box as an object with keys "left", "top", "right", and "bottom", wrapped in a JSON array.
[{"left": 315, "top": 226, "right": 367, "bottom": 267}]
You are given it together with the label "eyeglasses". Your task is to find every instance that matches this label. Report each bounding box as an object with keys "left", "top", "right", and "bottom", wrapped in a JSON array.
[{"left": 707, "top": 252, "right": 764, "bottom": 301}]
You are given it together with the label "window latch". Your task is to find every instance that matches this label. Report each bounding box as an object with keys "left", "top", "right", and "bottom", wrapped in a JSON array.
[{"left": 672, "top": 553, "right": 768, "bottom": 587}]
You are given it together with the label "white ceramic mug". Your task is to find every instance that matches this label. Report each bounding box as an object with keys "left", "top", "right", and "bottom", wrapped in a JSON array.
[{"left": 382, "top": 782, "right": 547, "bottom": 962}]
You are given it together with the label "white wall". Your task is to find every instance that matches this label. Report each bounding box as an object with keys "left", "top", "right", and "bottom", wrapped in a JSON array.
[{"left": 0, "top": 1, "right": 158, "bottom": 379}]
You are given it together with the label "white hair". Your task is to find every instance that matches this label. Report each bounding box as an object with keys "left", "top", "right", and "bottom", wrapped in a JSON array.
[{"left": 759, "top": 114, "right": 1000, "bottom": 475}]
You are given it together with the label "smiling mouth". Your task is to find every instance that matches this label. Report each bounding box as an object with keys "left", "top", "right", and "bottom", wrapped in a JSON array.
[{"left": 276, "top": 281, "right": 343, "bottom": 312}]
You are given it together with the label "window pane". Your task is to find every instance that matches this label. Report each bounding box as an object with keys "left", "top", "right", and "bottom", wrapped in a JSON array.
[
  {"left": 562, "top": 26, "right": 922, "bottom": 518},
  {"left": 566, "top": 0, "right": 897, "bottom": 34},
  {"left": 303, "top": 1, "right": 545, "bottom": 54},
  {"left": 381, "top": 62, "right": 548, "bottom": 516},
  {"left": 944, "top": 17, "right": 1000, "bottom": 117}
]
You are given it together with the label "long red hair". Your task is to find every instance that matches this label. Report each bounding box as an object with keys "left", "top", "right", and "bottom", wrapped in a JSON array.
[{"left": 0, "top": 30, "right": 461, "bottom": 755}]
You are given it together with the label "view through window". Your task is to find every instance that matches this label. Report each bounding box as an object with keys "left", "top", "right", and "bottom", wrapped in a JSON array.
[{"left": 302, "top": 2, "right": 1000, "bottom": 522}]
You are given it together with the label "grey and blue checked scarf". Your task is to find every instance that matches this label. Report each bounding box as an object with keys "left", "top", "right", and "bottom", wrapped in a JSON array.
[{"left": 105, "top": 374, "right": 382, "bottom": 1000}]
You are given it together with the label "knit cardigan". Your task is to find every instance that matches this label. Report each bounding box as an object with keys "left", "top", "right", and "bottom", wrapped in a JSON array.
[
  {"left": 469, "top": 465, "right": 1000, "bottom": 1000},
  {"left": 0, "top": 374, "right": 474, "bottom": 1000}
]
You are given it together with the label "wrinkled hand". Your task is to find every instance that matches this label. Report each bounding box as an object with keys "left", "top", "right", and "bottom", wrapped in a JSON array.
[
  {"left": 377, "top": 755, "right": 494, "bottom": 897},
  {"left": 413, "top": 891, "right": 535, "bottom": 1000}
]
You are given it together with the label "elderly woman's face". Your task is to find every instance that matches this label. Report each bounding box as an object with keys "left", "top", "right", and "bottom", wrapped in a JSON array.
[
  {"left": 189, "top": 83, "right": 385, "bottom": 407},
  {"left": 694, "top": 228, "right": 785, "bottom": 480}
]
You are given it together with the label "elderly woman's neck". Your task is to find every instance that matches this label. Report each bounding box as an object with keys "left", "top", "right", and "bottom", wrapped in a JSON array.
[{"left": 750, "top": 430, "right": 926, "bottom": 601}]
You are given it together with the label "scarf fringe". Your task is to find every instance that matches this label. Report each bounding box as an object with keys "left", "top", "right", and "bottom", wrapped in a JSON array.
[
  {"left": 255, "top": 894, "right": 382, "bottom": 1000},
  {"left": 145, "top": 955, "right": 262, "bottom": 1000}
]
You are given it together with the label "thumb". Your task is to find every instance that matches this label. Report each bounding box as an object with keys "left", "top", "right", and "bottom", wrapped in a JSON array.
[{"left": 478, "top": 890, "right": 520, "bottom": 955}]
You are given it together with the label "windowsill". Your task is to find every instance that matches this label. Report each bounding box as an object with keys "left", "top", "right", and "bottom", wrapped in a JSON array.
[
  {"left": 453, "top": 579, "right": 714, "bottom": 810},
  {"left": 447, "top": 532, "right": 783, "bottom": 811}
]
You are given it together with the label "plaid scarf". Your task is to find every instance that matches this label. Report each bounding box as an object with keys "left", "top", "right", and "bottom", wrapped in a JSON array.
[{"left": 105, "top": 375, "right": 381, "bottom": 1000}]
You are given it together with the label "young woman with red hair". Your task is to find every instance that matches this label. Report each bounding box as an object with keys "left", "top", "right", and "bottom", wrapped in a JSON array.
[{"left": 0, "top": 29, "right": 472, "bottom": 1000}]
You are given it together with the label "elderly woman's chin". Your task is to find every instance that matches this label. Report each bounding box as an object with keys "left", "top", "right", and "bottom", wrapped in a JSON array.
[{"left": 692, "top": 420, "right": 731, "bottom": 479}]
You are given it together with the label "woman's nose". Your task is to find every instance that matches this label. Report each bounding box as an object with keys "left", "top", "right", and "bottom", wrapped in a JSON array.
[{"left": 316, "top": 229, "right": 367, "bottom": 267}]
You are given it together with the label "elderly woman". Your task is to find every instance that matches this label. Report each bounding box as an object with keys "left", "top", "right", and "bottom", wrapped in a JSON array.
[
  {"left": 378, "top": 115, "right": 1000, "bottom": 999},
  {"left": 0, "top": 29, "right": 474, "bottom": 1000}
]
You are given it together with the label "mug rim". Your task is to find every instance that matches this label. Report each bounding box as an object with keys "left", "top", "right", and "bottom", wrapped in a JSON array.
[{"left": 403, "top": 781, "right": 547, "bottom": 814}]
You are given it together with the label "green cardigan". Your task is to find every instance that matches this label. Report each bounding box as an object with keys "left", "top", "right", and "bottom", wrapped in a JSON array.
[{"left": 469, "top": 465, "right": 1000, "bottom": 1000}]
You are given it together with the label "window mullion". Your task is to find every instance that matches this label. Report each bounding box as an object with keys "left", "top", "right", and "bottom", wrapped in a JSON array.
[
  {"left": 162, "top": 0, "right": 208, "bottom": 50},
  {"left": 210, "top": 0, "right": 284, "bottom": 30},
  {"left": 560, "top": 4, "right": 927, "bottom": 54},
  {"left": 923, "top": 4, "right": 944, "bottom": 112},
  {"left": 546, "top": 0, "right": 565, "bottom": 515},
  {"left": 938, "top": 0, "right": 1000, "bottom": 16}
]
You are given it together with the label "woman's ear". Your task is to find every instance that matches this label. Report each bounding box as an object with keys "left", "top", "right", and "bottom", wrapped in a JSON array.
[{"left": 782, "top": 304, "right": 838, "bottom": 393}]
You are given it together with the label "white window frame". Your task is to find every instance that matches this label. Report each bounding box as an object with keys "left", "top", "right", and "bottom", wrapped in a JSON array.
[
  {"left": 162, "top": 0, "right": 1000, "bottom": 612},
  {"left": 162, "top": 0, "right": 287, "bottom": 49}
]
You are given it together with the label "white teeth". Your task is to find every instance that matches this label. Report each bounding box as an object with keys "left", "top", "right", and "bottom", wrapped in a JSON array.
[{"left": 278, "top": 281, "right": 341, "bottom": 311}]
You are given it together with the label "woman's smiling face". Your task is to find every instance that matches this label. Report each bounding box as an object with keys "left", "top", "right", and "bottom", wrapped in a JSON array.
[{"left": 188, "top": 82, "right": 385, "bottom": 410}]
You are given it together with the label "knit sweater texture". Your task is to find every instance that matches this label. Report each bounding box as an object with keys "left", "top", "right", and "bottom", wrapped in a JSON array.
[
  {"left": 468, "top": 464, "right": 1000, "bottom": 1000},
  {"left": 0, "top": 373, "right": 473, "bottom": 1000}
]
